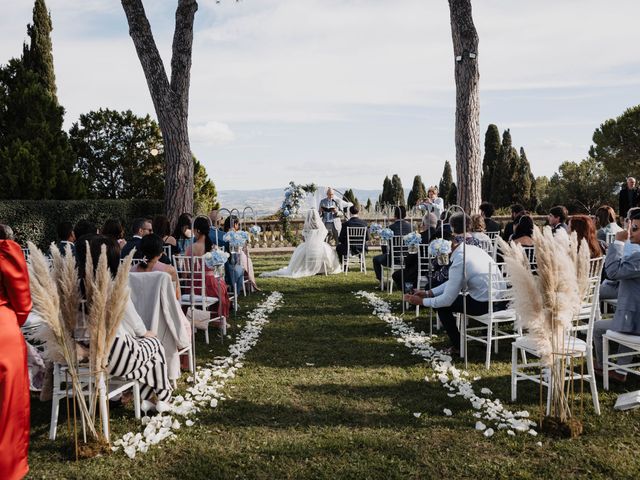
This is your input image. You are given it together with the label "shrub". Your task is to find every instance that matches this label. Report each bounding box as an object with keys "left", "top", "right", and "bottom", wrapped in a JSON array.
[{"left": 0, "top": 199, "right": 163, "bottom": 249}]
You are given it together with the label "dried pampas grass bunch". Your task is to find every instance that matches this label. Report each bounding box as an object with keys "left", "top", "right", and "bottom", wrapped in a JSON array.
[{"left": 26, "top": 241, "right": 99, "bottom": 439}]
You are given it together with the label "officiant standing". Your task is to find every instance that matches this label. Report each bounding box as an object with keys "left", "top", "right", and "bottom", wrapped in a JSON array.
[{"left": 319, "top": 188, "right": 352, "bottom": 243}]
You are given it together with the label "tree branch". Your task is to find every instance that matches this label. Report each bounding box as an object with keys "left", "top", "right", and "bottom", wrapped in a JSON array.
[
  {"left": 170, "top": 0, "right": 198, "bottom": 112},
  {"left": 121, "top": 0, "right": 172, "bottom": 115}
]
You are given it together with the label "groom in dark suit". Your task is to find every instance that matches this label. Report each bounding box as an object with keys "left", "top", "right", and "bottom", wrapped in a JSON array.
[
  {"left": 336, "top": 206, "right": 369, "bottom": 262},
  {"left": 373, "top": 206, "right": 412, "bottom": 281}
]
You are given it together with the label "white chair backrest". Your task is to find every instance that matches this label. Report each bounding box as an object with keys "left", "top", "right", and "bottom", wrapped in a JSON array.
[
  {"left": 489, "top": 261, "right": 515, "bottom": 306},
  {"left": 416, "top": 244, "right": 434, "bottom": 288},
  {"left": 388, "top": 235, "right": 409, "bottom": 268},
  {"left": 346, "top": 226, "right": 367, "bottom": 252},
  {"left": 163, "top": 244, "right": 172, "bottom": 261},
  {"left": 172, "top": 254, "right": 209, "bottom": 305},
  {"left": 605, "top": 232, "right": 616, "bottom": 245},
  {"left": 487, "top": 231, "right": 500, "bottom": 240},
  {"left": 21, "top": 246, "right": 30, "bottom": 261},
  {"left": 477, "top": 238, "right": 494, "bottom": 257}
]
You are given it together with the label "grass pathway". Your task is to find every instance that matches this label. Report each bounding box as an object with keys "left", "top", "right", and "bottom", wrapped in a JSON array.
[{"left": 27, "top": 254, "right": 640, "bottom": 479}]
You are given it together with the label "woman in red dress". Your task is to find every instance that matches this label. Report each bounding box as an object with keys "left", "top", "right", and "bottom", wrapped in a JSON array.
[{"left": 0, "top": 236, "right": 32, "bottom": 480}]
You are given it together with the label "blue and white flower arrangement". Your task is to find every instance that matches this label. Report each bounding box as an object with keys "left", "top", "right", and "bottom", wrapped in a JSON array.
[
  {"left": 249, "top": 225, "right": 262, "bottom": 236},
  {"left": 224, "top": 230, "right": 250, "bottom": 249},
  {"left": 379, "top": 228, "right": 394, "bottom": 241},
  {"left": 369, "top": 223, "right": 383, "bottom": 237},
  {"left": 403, "top": 231, "right": 422, "bottom": 247},
  {"left": 204, "top": 250, "right": 229, "bottom": 269},
  {"left": 428, "top": 238, "right": 452, "bottom": 265},
  {"left": 280, "top": 181, "right": 317, "bottom": 218}
]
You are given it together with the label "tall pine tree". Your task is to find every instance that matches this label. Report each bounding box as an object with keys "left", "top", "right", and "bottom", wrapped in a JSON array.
[
  {"left": 0, "top": 0, "right": 83, "bottom": 199},
  {"left": 407, "top": 175, "right": 427, "bottom": 208},
  {"left": 378, "top": 176, "right": 393, "bottom": 207},
  {"left": 438, "top": 161, "right": 454, "bottom": 205},
  {"left": 481, "top": 124, "right": 501, "bottom": 203}
]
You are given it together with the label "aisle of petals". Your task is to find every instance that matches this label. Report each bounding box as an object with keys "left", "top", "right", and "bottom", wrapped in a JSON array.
[
  {"left": 356, "top": 291, "right": 537, "bottom": 437},
  {"left": 113, "top": 291, "right": 284, "bottom": 458}
]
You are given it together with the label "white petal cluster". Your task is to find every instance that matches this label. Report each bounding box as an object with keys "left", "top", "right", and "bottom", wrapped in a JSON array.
[
  {"left": 355, "top": 291, "right": 537, "bottom": 438},
  {"left": 113, "top": 292, "right": 283, "bottom": 458}
]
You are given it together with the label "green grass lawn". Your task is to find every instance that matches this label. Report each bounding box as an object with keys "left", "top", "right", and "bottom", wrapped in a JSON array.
[{"left": 27, "top": 253, "right": 640, "bottom": 479}]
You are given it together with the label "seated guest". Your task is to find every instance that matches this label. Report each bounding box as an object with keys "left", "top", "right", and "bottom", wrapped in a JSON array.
[
  {"left": 131, "top": 234, "right": 191, "bottom": 349},
  {"left": 132, "top": 234, "right": 181, "bottom": 297},
  {"left": 600, "top": 208, "right": 640, "bottom": 300},
  {"left": 479, "top": 201, "right": 501, "bottom": 235},
  {"left": 208, "top": 210, "right": 227, "bottom": 249},
  {"left": 501, "top": 204, "right": 525, "bottom": 241},
  {"left": 120, "top": 217, "right": 152, "bottom": 259},
  {"left": 55, "top": 221, "right": 76, "bottom": 256},
  {"left": 0, "top": 224, "right": 15, "bottom": 240},
  {"left": 77, "top": 235, "right": 173, "bottom": 411},
  {"left": 511, "top": 215, "right": 534, "bottom": 247},
  {"left": 223, "top": 216, "right": 258, "bottom": 292},
  {"left": 569, "top": 214, "right": 605, "bottom": 259},
  {"left": 548, "top": 205, "right": 569, "bottom": 234},
  {"left": 373, "top": 206, "right": 412, "bottom": 282},
  {"left": 595, "top": 205, "right": 622, "bottom": 242},
  {"left": 185, "top": 217, "right": 231, "bottom": 319},
  {"left": 172, "top": 213, "right": 193, "bottom": 254},
  {"left": 153, "top": 215, "right": 177, "bottom": 260},
  {"left": 593, "top": 209, "right": 640, "bottom": 382},
  {"left": 470, "top": 214, "right": 492, "bottom": 243},
  {"left": 392, "top": 213, "right": 439, "bottom": 290},
  {"left": 101, "top": 219, "right": 126, "bottom": 250},
  {"left": 404, "top": 212, "right": 507, "bottom": 354},
  {"left": 336, "top": 205, "right": 369, "bottom": 263},
  {"left": 73, "top": 219, "right": 97, "bottom": 240}
]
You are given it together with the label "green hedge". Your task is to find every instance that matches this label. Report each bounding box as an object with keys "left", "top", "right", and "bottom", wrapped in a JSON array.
[{"left": 0, "top": 199, "right": 164, "bottom": 249}]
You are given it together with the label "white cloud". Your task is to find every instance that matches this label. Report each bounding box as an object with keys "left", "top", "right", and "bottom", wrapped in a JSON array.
[{"left": 190, "top": 121, "right": 236, "bottom": 145}]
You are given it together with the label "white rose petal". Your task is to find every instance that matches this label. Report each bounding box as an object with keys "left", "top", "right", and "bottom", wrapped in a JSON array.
[
  {"left": 475, "top": 421, "right": 486, "bottom": 431},
  {"left": 483, "top": 428, "right": 495, "bottom": 438},
  {"left": 413, "top": 412, "right": 422, "bottom": 418},
  {"left": 443, "top": 408, "right": 452, "bottom": 416}
]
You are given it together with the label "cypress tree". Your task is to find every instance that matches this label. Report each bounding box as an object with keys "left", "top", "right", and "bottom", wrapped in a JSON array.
[
  {"left": 342, "top": 188, "right": 359, "bottom": 209},
  {"left": 0, "top": 0, "right": 83, "bottom": 199},
  {"left": 482, "top": 124, "right": 501, "bottom": 202},
  {"left": 447, "top": 182, "right": 458, "bottom": 206},
  {"left": 511, "top": 147, "right": 533, "bottom": 208},
  {"left": 378, "top": 176, "right": 393, "bottom": 206},
  {"left": 407, "top": 175, "right": 427, "bottom": 208},
  {"left": 365, "top": 198, "right": 372, "bottom": 211},
  {"left": 438, "top": 161, "right": 454, "bottom": 204},
  {"left": 390, "top": 174, "right": 406, "bottom": 206},
  {"left": 22, "top": 0, "right": 57, "bottom": 100},
  {"left": 491, "top": 129, "right": 518, "bottom": 208}
]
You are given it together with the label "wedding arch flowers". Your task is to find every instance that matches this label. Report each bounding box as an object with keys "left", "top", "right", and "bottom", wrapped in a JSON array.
[{"left": 278, "top": 181, "right": 317, "bottom": 244}]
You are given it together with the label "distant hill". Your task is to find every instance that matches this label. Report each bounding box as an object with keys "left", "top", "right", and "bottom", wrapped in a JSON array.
[{"left": 218, "top": 188, "right": 381, "bottom": 217}]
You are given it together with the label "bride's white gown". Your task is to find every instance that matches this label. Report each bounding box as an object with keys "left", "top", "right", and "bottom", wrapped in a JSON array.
[{"left": 261, "top": 210, "right": 342, "bottom": 278}]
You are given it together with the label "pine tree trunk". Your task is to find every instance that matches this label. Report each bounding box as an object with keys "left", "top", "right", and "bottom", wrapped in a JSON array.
[
  {"left": 448, "top": 0, "right": 481, "bottom": 213},
  {"left": 121, "top": 0, "right": 197, "bottom": 225}
]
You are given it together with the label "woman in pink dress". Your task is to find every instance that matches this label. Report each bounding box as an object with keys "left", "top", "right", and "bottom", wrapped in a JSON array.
[
  {"left": 185, "top": 218, "right": 231, "bottom": 319},
  {"left": 0, "top": 229, "right": 32, "bottom": 480}
]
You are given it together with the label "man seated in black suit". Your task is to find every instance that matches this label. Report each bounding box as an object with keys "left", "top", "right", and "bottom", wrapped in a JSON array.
[
  {"left": 479, "top": 201, "right": 501, "bottom": 235},
  {"left": 120, "top": 217, "right": 152, "bottom": 259},
  {"left": 373, "top": 205, "right": 412, "bottom": 281},
  {"left": 501, "top": 204, "right": 525, "bottom": 241},
  {"left": 336, "top": 205, "right": 369, "bottom": 263},
  {"left": 392, "top": 212, "right": 439, "bottom": 290}
]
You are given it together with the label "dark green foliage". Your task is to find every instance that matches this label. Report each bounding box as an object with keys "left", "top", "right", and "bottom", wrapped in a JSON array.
[
  {"left": 589, "top": 104, "right": 640, "bottom": 180},
  {"left": 535, "top": 157, "right": 616, "bottom": 214},
  {"left": 438, "top": 161, "right": 454, "bottom": 205},
  {"left": 365, "top": 198, "right": 372, "bottom": 211},
  {"left": 193, "top": 156, "right": 220, "bottom": 214},
  {"left": 69, "top": 108, "right": 164, "bottom": 199},
  {"left": 0, "top": 199, "right": 163, "bottom": 249},
  {"left": 0, "top": 1, "right": 83, "bottom": 200},
  {"left": 378, "top": 176, "right": 393, "bottom": 207},
  {"left": 407, "top": 175, "right": 427, "bottom": 208},
  {"left": 481, "top": 124, "right": 501, "bottom": 202}
]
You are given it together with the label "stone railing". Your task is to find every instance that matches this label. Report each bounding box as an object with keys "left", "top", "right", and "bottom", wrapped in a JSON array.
[{"left": 243, "top": 215, "right": 545, "bottom": 248}]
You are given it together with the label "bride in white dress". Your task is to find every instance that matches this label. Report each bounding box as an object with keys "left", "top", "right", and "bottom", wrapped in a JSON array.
[{"left": 261, "top": 209, "right": 342, "bottom": 278}]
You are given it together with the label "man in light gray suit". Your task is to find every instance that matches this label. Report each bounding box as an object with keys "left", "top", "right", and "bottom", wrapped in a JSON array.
[{"left": 594, "top": 208, "right": 640, "bottom": 382}]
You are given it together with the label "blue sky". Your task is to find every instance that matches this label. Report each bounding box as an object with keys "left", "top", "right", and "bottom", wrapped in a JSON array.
[{"left": 2, "top": 0, "right": 640, "bottom": 192}]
